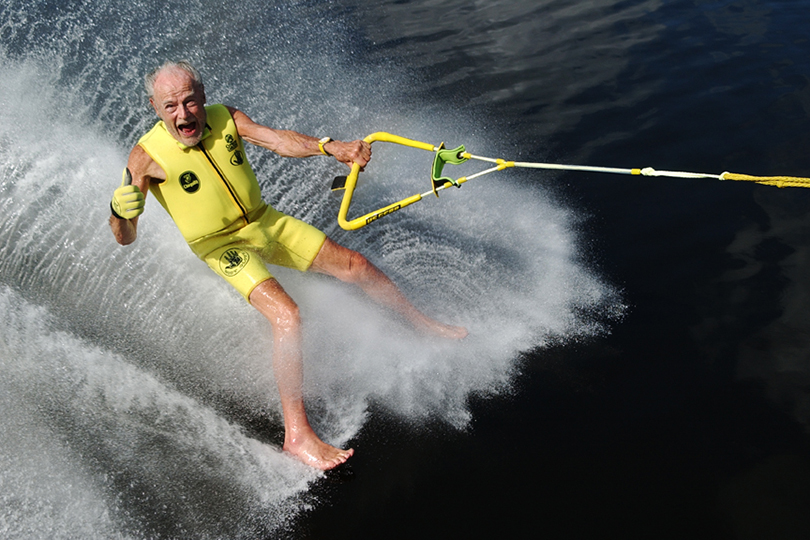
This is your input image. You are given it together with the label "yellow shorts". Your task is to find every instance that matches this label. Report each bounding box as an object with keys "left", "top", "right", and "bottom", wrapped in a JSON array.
[{"left": 188, "top": 204, "right": 327, "bottom": 301}]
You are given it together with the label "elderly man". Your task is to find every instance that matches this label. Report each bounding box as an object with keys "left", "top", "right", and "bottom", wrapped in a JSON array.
[{"left": 109, "top": 61, "right": 466, "bottom": 470}]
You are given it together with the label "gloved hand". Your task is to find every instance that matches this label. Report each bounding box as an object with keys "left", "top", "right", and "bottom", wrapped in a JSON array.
[{"left": 110, "top": 168, "right": 145, "bottom": 219}]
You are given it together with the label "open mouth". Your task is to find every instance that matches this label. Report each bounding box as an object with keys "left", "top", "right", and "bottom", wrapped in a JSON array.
[{"left": 177, "top": 121, "right": 198, "bottom": 138}]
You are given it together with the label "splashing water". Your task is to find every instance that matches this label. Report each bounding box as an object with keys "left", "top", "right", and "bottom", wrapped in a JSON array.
[{"left": 0, "top": 1, "right": 622, "bottom": 537}]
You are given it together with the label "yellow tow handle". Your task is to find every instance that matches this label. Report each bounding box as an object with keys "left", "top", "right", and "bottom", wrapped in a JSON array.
[{"left": 335, "top": 132, "right": 440, "bottom": 230}]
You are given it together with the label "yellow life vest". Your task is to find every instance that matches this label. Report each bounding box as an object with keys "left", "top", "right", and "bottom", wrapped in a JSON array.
[{"left": 138, "top": 104, "right": 265, "bottom": 243}]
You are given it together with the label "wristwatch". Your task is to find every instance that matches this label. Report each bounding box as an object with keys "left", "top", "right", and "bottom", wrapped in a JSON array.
[{"left": 318, "top": 137, "right": 333, "bottom": 156}]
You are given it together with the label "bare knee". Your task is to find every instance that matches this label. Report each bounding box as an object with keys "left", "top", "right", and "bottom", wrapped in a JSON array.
[
  {"left": 343, "top": 250, "right": 374, "bottom": 283},
  {"left": 269, "top": 300, "right": 301, "bottom": 331},
  {"left": 250, "top": 280, "right": 302, "bottom": 331}
]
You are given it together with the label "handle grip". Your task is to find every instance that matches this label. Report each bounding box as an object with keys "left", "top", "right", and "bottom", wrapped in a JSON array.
[{"left": 335, "top": 132, "right": 438, "bottom": 230}]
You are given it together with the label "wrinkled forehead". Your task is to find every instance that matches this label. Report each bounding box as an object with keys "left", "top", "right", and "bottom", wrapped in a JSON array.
[{"left": 152, "top": 68, "right": 202, "bottom": 103}]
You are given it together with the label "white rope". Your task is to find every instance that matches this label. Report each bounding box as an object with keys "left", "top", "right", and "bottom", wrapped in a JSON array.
[
  {"left": 639, "top": 167, "right": 723, "bottom": 180},
  {"left": 466, "top": 154, "right": 636, "bottom": 175},
  {"left": 465, "top": 154, "right": 724, "bottom": 180},
  {"left": 514, "top": 162, "right": 636, "bottom": 175}
]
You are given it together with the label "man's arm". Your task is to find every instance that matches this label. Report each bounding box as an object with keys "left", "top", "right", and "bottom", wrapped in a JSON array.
[
  {"left": 226, "top": 106, "right": 371, "bottom": 169},
  {"left": 109, "top": 145, "right": 165, "bottom": 245}
]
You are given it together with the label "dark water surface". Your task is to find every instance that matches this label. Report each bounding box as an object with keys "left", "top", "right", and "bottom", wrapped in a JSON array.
[
  {"left": 1, "top": 1, "right": 810, "bottom": 539},
  {"left": 306, "top": 1, "right": 810, "bottom": 538}
]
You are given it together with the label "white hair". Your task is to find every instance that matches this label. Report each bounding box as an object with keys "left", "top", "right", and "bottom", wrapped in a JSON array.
[{"left": 144, "top": 61, "right": 203, "bottom": 99}]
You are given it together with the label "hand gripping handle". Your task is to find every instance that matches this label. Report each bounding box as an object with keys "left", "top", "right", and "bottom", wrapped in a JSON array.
[{"left": 334, "top": 132, "right": 438, "bottom": 230}]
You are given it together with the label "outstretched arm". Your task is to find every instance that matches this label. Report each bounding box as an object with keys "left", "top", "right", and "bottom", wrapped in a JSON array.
[
  {"left": 227, "top": 106, "right": 371, "bottom": 169},
  {"left": 109, "top": 145, "right": 165, "bottom": 245}
]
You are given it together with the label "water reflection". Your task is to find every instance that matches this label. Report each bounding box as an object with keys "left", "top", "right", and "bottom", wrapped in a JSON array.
[
  {"left": 731, "top": 188, "right": 810, "bottom": 432},
  {"left": 356, "top": 0, "right": 666, "bottom": 144}
]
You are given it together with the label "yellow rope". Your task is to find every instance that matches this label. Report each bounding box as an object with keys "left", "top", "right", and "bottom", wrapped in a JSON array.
[{"left": 720, "top": 172, "right": 810, "bottom": 188}]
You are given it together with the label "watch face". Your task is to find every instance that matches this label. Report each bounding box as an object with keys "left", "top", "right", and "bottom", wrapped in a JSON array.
[{"left": 319, "top": 137, "right": 331, "bottom": 144}]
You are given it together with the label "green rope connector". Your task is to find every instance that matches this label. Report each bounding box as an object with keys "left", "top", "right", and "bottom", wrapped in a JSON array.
[{"left": 431, "top": 143, "right": 468, "bottom": 196}]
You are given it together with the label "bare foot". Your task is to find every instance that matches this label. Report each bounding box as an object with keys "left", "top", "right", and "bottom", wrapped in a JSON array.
[
  {"left": 414, "top": 317, "right": 469, "bottom": 340},
  {"left": 429, "top": 322, "right": 468, "bottom": 340},
  {"left": 283, "top": 427, "right": 354, "bottom": 471}
]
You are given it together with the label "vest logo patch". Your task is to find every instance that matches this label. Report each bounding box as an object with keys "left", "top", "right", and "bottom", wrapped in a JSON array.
[
  {"left": 220, "top": 248, "right": 249, "bottom": 277},
  {"left": 225, "top": 134, "right": 238, "bottom": 152},
  {"left": 230, "top": 150, "right": 244, "bottom": 166},
  {"left": 179, "top": 171, "right": 200, "bottom": 193}
]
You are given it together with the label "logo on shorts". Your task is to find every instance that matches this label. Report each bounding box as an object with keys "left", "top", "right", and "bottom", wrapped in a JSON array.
[
  {"left": 220, "top": 248, "right": 249, "bottom": 277},
  {"left": 179, "top": 171, "right": 200, "bottom": 193},
  {"left": 230, "top": 150, "right": 244, "bottom": 166}
]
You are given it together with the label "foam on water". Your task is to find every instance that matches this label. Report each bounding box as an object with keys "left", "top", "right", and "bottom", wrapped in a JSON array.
[
  {"left": 0, "top": 1, "right": 623, "bottom": 536},
  {"left": 0, "top": 286, "right": 317, "bottom": 539}
]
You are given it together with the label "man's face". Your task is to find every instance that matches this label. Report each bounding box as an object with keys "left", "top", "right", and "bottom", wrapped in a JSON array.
[{"left": 150, "top": 68, "right": 207, "bottom": 147}]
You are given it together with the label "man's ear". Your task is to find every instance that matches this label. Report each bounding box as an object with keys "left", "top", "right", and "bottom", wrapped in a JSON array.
[{"left": 149, "top": 98, "right": 158, "bottom": 115}]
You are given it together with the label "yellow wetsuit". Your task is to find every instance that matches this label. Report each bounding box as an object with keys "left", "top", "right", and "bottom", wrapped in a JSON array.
[{"left": 138, "top": 104, "right": 326, "bottom": 300}]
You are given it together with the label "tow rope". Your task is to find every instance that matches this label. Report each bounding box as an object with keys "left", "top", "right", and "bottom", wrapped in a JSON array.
[{"left": 331, "top": 132, "right": 810, "bottom": 230}]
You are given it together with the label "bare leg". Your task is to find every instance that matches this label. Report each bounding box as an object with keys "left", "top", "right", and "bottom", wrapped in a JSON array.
[
  {"left": 310, "top": 238, "right": 468, "bottom": 339},
  {"left": 249, "top": 278, "right": 353, "bottom": 470}
]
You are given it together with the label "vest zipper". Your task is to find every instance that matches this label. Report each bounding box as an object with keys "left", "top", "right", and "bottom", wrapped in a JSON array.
[{"left": 196, "top": 142, "right": 248, "bottom": 219}]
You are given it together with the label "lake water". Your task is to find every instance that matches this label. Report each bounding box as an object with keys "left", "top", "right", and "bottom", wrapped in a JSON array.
[{"left": 1, "top": 0, "right": 810, "bottom": 538}]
